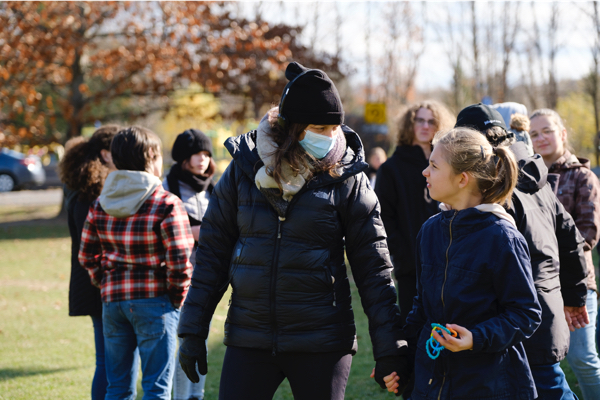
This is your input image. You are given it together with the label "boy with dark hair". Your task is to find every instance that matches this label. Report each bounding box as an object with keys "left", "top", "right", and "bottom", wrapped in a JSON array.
[{"left": 79, "top": 126, "right": 194, "bottom": 400}]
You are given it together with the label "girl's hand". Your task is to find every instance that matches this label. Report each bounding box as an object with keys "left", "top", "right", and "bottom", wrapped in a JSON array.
[
  {"left": 432, "top": 324, "right": 473, "bottom": 352},
  {"left": 370, "top": 368, "right": 400, "bottom": 394}
]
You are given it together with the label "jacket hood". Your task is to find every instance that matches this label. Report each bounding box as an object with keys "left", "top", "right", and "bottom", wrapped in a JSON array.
[
  {"left": 224, "top": 124, "right": 368, "bottom": 188},
  {"left": 510, "top": 141, "right": 548, "bottom": 193},
  {"left": 99, "top": 170, "right": 162, "bottom": 218}
]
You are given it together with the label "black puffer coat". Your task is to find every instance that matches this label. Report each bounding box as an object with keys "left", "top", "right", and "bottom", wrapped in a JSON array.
[
  {"left": 508, "top": 142, "right": 587, "bottom": 365},
  {"left": 67, "top": 193, "right": 103, "bottom": 316},
  {"left": 178, "top": 127, "right": 406, "bottom": 360}
]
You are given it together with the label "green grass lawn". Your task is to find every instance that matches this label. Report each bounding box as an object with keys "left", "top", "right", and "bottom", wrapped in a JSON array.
[
  {"left": 0, "top": 220, "right": 588, "bottom": 399},
  {"left": 0, "top": 221, "right": 389, "bottom": 399}
]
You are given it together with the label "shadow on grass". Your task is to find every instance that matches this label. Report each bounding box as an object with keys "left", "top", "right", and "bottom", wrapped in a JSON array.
[
  {"left": 0, "top": 217, "right": 70, "bottom": 240},
  {"left": 0, "top": 366, "right": 79, "bottom": 381}
]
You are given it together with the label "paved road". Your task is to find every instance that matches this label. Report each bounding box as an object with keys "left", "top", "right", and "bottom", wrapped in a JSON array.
[{"left": 0, "top": 188, "right": 63, "bottom": 207}]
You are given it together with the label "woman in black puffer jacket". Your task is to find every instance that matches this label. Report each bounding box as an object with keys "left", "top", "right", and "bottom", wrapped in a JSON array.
[{"left": 177, "top": 62, "right": 410, "bottom": 400}]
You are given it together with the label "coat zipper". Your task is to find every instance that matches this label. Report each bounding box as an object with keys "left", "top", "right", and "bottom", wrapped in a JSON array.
[
  {"left": 270, "top": 218, "right": 283, "bottom": 356},
  {"left": 441, "top": 210, "right": 457, "bottom": 314},
  {"left": 437, "top": 210, "right": 456, "bottom": 399},
  {"left": 438, "top": 372, "right": 446, "bottom": 400}
]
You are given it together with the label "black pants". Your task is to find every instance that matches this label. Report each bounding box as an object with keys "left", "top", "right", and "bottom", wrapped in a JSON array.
[
  {"left": 219, "top": 346, "right": 353, "bottom": 400},
  {"left": 395, "top": 273, "right": 418, "bottom": 326},
  {"left": 395, "top": 273, "right": 417, "bottom": 399}
]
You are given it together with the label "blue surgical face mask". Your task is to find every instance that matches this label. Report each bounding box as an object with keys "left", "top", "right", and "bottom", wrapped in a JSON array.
[{"left": 299, "top": 130, "right": 337, "bottom": 159}]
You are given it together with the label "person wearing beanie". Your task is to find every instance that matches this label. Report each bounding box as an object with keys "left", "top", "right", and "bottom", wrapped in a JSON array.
[
  {"left": 454, "top": 103, "right": 588, "bottom": 400},
  {"left": 176, "top": 61, "right": 410, "bottom": 400},
  {"left": 163, "top": 128, "right": 216, "bottom": 400}
]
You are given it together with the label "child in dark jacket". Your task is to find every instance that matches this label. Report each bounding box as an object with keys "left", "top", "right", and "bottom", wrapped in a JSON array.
[{"left": 384, "top": 127, "right": 542, "bottom": 399}]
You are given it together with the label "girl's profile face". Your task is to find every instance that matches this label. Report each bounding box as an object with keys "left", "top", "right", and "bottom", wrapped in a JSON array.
[
  {"left": 422, "top": 145, "right": 462, "bottom": 205},
  {"left": 183, "top": 151, "right": 211, "bottom": 175},
  {"left": 413, "top": 107, "right": 437, "bottom": 147},
  {"left": 530, "top": 115, "right": 566, "bottom": 161},
  {"left": 299, "top": 124, "right": 340, "bottom": 140}
]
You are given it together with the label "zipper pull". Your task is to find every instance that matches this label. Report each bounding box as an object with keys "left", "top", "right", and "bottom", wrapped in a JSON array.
[
  {"left": 272, "top": 346, "right": 276, "bottom": 356},
  {"left": 277, "top": 220, "right": 282, "bottom": 238}
]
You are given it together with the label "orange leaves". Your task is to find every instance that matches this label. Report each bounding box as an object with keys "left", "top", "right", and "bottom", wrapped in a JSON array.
[{"left": 0, "top": 1, "right": 340, "bottom": 144}]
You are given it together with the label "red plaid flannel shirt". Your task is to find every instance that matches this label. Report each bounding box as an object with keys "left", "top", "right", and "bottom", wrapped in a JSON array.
[{"left": 78, "top": 186, "right": 194, "bottom": 308}]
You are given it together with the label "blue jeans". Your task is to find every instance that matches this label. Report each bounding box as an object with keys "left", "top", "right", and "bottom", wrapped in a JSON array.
[
  {"left": 91, "top": 315, "right": 108, "bottom": 400},
  {"left": 173, "top": 338, "right": 207, "bottom": 400},
  {"left": 103, "top": 295, "right": 179, "bottom": 400},
  {"left": 567, "top": 289, "right": 600, "bottom": 400},
  {"left": 530, "top": 362, "right": 578, "bottom": 400}
]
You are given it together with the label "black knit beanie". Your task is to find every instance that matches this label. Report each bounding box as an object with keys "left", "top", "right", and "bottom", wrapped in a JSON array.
[
  {"left": 278, "top": 62, "right": 344, "bottom": 126},
  {"left": 171, "top": 129, "right": 212, "bottom": 163}
]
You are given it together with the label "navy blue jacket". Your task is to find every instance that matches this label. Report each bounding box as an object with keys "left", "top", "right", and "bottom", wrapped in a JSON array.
[
  {"left": 405, "top": 208, "right": 542, "bottom": 400},
  {"left": 178, "top": 127, "right": 407, "bottom": 359}
]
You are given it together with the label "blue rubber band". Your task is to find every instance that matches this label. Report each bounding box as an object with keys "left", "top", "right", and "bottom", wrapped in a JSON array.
[{"left": 426, "top": 323, "right": 454, "bottom": 360}]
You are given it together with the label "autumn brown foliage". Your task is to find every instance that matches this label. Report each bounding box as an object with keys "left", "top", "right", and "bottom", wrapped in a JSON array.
[{"left": 0, "top": 2, "right": 340, "bottom": 146}]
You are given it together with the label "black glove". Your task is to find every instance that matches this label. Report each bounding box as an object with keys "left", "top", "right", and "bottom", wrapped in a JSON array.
[
  {"left": 178, "top": 335, "right": 207, "bottom": 383},
  {"left": 374, "top": 355, "right": 412, "bottom": 397}
]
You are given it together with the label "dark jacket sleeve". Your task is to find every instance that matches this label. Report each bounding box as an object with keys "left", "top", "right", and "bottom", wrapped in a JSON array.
[
  {"left": 178, "top": 161, "right": 240, "bottom": 339},
  {"left": 555, "top": 196, "right": 588, "bottom": 307},
  {"left": 470, "top": 234, "right": 542, "bottom": 353},
  {"left": 403, "top": 229, "right": 428, "bottom": 351},
  {"left": 572, "top": 168, "right": 600, "bottom": 251},
  {"left": 341, "top": 172, "right": 407, "bottom": 360},
  {"left": 375, "top": 161, "right": 413, "bottom": 276}
]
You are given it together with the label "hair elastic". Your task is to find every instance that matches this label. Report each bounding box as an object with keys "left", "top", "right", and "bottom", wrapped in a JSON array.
[{"left": 480, "top": 145, "right": 485, "bottom": 160}]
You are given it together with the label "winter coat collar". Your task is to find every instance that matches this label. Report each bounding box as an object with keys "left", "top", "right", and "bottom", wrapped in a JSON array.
[
  {"left": 394, "top": 144, "right": 428, "bottom": 164},
  {"left": 551, "top": 149, "right": 590, "bottom": 171},
  {"left": 99, "top": 170, "right": 162, "bottom": 218},
  {"left": 439, "top": 203, "right": 516, "bottom": 227},
  {"left": 436, "top": 206, "right": 515, "bottom": 237},
  {"left": 224, "top": 125, "right": 368, "bottom": 190}
]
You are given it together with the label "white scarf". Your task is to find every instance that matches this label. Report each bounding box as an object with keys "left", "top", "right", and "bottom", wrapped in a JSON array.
[
  {"left": 439, "top": 203, "right": 516, "bottom": 227},
  {"left": 254, "top": 112, "right": 311, "bottom": 201}
]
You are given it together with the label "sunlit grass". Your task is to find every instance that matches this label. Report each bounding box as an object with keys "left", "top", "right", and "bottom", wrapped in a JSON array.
[{"left": 0, "top": 221, "right": 391, "bottom": 399}]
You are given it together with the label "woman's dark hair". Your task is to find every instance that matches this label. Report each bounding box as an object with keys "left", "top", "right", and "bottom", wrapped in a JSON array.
[
  {"left": 432, "top": 127, "right": 518, "bottom": 207},
  {"left": 182, "top": 155, "right": 216, "bottom": 177},
  {"left": 58, "top": 124, "right": 121, "bottom": 202},
  {"left": 265, "top": 107, "right": 340, "bottom": 191},
  {"left": 111, "top": 126, "right": 161, "bottom": 171}
]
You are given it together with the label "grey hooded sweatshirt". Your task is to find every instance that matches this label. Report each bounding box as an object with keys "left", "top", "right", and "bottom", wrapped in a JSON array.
[{"left": 99, "top": 170, "right": 162, "bottom": 218}]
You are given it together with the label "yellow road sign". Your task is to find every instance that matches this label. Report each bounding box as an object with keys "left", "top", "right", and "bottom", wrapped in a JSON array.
[{"left": 365, "top": 103, "right": 386, "bottom": 124}]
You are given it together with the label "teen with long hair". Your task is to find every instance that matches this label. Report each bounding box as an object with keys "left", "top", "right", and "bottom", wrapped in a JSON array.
[
  {"left": 375, "top": 101, "right": 455, "bottom": 328},
  {"left": 58, "top": 125, "right": 123, "bottom": 400},
  {"left": 530, "top": 109, "right": 600, "bottom": 400}
]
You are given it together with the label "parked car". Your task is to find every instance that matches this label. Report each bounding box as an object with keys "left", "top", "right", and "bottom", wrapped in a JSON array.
[{"left": 0, "top": 148, "right": 46, "bottom": 192}]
